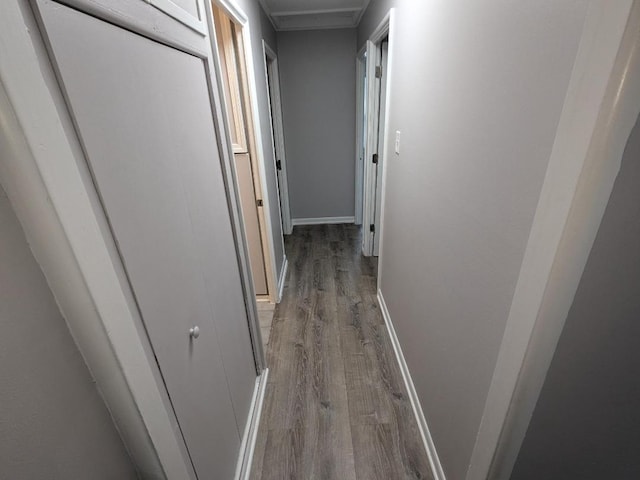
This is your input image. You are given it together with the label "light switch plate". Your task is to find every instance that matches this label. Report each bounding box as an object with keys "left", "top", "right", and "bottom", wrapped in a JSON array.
[{"left": 395, "top": 130, "right": 401, "bottom": 155}]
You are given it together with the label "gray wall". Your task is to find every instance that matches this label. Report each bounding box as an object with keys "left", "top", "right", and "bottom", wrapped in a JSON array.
[
  {"left": 358, "top": 1, "right": 589, "bottom": 478},
  {"left": 0, "top": 186, "right": 137, "bottom": 480},
  {"left": 277, "top": 28, "right": 356, "bottom": 220},
  {"left": 227, "top": 0, "right": 285, "bottom": 277},
  {"left": 511, "top": 114, "right": 640, "bottom": 480}
]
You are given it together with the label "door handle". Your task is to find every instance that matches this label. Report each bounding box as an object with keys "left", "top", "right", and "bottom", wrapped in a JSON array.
[{"left": 189, "top": 326, "right": 200, "bottom": 339}]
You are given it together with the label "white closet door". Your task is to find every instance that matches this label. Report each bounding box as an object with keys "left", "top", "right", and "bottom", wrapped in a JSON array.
[{"left": 36, "top": 2, "right": 257, "bottom": 478}]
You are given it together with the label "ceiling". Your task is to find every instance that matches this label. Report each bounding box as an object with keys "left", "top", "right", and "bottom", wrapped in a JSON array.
[{"left": 258, "top": 0, "right": 371, "bottom": 30}]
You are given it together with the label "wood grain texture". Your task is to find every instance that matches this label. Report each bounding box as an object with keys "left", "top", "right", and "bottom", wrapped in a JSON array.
[{"left": 251, "top": 225, "right": 433, "bottom": 480}]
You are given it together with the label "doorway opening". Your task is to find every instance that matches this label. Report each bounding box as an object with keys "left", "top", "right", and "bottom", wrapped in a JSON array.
[
  {"left": 360, "top": 14, "right": 392, "bottom": 257},
  {"left": 263, "top": 41, "right": 292, "bottom": 236},
  {"left": 212, "top": 4, "right": 277, "bottom": 301},
  {"left": 361, "top": 37, "right": 389, "bottom": 257}
]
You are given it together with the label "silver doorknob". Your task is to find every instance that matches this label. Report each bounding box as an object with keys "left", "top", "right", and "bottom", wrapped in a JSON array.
[{"left": 189, "top": 326, "right": 200, "bottom": 339}]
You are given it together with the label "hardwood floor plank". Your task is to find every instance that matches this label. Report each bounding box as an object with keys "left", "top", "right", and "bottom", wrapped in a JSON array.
[
  {"left": 259, "top": 429, "right": 298, "bottom": 480},
  {"left": 342, "top": 347, "right": 392, "bottom": 425},
  {"left": 352, "top": 423, "right": 400, "bottom": 480},
  {"left": 250, "top": 225, "right": 433, "bottom": 480}
]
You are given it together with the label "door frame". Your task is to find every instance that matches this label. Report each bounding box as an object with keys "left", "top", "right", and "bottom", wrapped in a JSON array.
[
  {"left": 211, "top": 0, "right": 282, "bottom": 303},
  {"left": 354, "top": 45, "right": 367, "bottom": 226},
  {"left": 372, "top": 38, "right": 389, "bottom": 257},
  {"left": 263, "top": 40, "right": 293, "bottom": 236},
  {"left": 0, "top": 0, "right": 268, "bottom": 478},
  {"left": 362, "top": 9, "right": 395, "bottom": 257},
  {"left": 205, "top": 0, "right": 268, "bottom": 373}
]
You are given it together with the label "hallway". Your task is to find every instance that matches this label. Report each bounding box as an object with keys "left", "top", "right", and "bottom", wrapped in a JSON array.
[{"left": 250, "top": 225, "right": 433, "bottom": 479}]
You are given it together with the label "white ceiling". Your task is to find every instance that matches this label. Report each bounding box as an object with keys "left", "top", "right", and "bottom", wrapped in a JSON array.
[{"left": 258, "top": 0, "right": 371, "bottom": 30}]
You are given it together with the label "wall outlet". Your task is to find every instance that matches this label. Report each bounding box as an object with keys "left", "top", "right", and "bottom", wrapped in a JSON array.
[{"left": 395, "top": 130, "right": 401, "bottom": 155}]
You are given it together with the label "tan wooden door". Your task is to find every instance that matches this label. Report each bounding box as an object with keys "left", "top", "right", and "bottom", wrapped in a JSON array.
[{"left": 214, "top": 6, "right": 269, "bottom": 295}]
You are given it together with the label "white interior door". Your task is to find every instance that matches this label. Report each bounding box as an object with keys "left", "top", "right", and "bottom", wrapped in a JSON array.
[
  {"left": 35, "top": 2, "right": 257, "bottom": 478},
  {"left": 373, "top": 39, "right": 389, "bottom": 256},
  {"left": 363, "top": 38, "right": 388, "bottom": 256},
  {"left": 264, "top": 45, "right": 293, "bottom": 236}
]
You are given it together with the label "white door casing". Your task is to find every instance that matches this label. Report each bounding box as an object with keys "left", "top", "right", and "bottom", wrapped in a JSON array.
[
  {"left": 355, "top": 46, "right": 367, "bottom": 227},
  {"left": 362, "top": 39, "right": 378, "bottom": 256},
  {"left": 362, "top": 10, "right": 394, "bottom": 258},
  {"left": 372, "top": 39, "right": 389, "bottom": 257},
  {"left": 214, "top": 6, "right": 270, "bottom": 296},
  {"left": 213, "top": 0, "right": 283, "bottom": 303}
]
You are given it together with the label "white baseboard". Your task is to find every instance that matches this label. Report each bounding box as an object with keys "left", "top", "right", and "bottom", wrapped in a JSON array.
[
  {"left": 291, "top": 216, "right": 355, "bottom": 226},
  {"left": 235, "top": 368, "right": 269, "bottom": 480},
  {"left": 377, "top": 289, "right": 446, "bottom": 480},
  {"left": 276, "top": 256, "right": 288, "bottom": 303}
]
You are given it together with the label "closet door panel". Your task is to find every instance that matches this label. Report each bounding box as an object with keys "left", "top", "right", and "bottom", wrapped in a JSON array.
[{"left": 36, "top": 2, "right": 257, "bottom": 477}]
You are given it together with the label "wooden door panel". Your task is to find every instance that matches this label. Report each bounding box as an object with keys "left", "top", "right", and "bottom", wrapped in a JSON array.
[
  {"left": 36, "top": 3, "right": 256, "bottom": 478},
  {"left": 214, "top": 6, "right": 248, "bottom": 153},
  {"left": 234, "top": 153, "right": 268, "bottom": 295}
]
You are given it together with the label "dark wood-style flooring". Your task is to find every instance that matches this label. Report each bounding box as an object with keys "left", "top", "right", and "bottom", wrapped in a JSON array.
[{"left": 250, "top": 225, "right": 433, "bottom": 480}]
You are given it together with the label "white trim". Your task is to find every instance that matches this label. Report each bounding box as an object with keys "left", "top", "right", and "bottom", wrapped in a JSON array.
[
  {"left": 256, "top": 0, "right": 277, "bottom": 30},
  {"left": 148, "top": 0, "right": 207, "bottom": 34},
  {"left": 376, "top": 9, "right": 395, "bottom": 278},
  {"left": 369, "top": 9, "right": 391, "bottom": 43},
  {"left": 362, "top": 10, "right": 393, "bottom": 257},
  {"left": 262, "top": 40, "right": 293, "bottom": 236},
  {"left": 354, "top": 0, "right": 372, "bottom": 26},
  {"left": 377, "top": 290, "right": 446, "bottom": 480},
  {"left": 217, "top": 0, "right": 248, "bottom": 24},
  {"left": 270, "top": 24, "right": 360, "bottom": 32},
  {"left": 212, "top": 0, "right": 281, "bottom": 304},
  {"left": 276, "top": 256, "right": 288, "bottom": 303},
  {"left": 354, "top": 45, "right": 366, "bottom": 226},
  {"left": 234, "top": 368, "right": 269, "bottom": 480},
  {"left": 259, "top": 1, "right": 370, "bottom": 31},
  {"left": 291, "top": 216, "right": 355, "bottom": 226},
  {"left": 466, "top": 2, "right": 637, "bottom": 479},
  {"left": 362, "top": 38, "right": 377, "bottom": 256},
  {"left": 270, "top": 7, "right": 360, "bottom": 17},
  {"left": 372, "top": 37, "right": 389, "bottom": 257}
]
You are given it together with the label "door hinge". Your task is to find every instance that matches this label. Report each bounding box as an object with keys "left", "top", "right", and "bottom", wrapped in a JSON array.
[
  {"left": 276, "top": 160, "right": 282, "bottom": 171},
  {"left": 256, "top": 199, "right": 263, "bottom": 207},
  {"left": 369, "top": 224, "right": 375, "bottom": 233},
  {"left": 375, "top": 65, "right": 382, "bottom": 78},
  {"left": 372, "top": 153, "right": 378, "bottom": 164}
]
